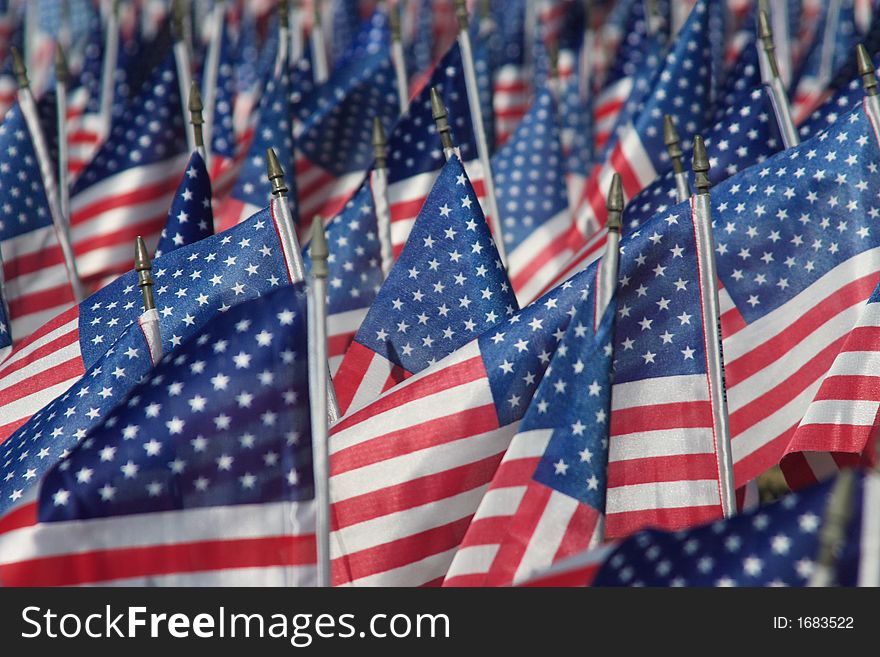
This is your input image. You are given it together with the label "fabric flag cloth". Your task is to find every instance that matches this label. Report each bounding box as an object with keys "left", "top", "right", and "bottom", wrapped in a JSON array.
[
  {"left": 0, "top": 204, "right": 300, "bottom": 444},
  {"left": 304, "top": 179, "right": 384, "bottom": 375},
  {"left": 779, "top": 279, "right": 880, "bottom": 489},
  {"left": 333, "top": 155, "right": 516, "bottom": 417},
  {"left": 216, "top": 51, "right": 295, "bottom": 232},
  {"left": 523, "top": 470, "right": 880, "bottom": 587},
  {"left": 294, "top": 9, "right": 400, "bottom": 223},
  {"left": 0, "top": 285, "right": 317, "bottom": 587},
  {"left": 491, "top": 87, "right": 572, "bottom": 303},
  {"left": 488, "top": 0, "right": 529, "bottom": 148},
  {"left": 69, "top": 50, "right": 189, "bottom": 287},
  {"left": 0, "top": 309, "right": 161, "bottom": 517},
  {"left": 386, "top": 42, "right": 486, "bottom": 254},
  {"left": 154, "top": 151, "right": 214, "bottom": 258},
  {"left": 712, "top": 102, "right": 880, "bottom": 488},
  {"left": 444, "top": 270, "right": 615, "bottom": 586},
  {"left": 0, "top": 102, "right": 77, "bottom": 341},
  {"left": 65, "top": 11, "right": 106, "bottom": 180},
  {"left": 329, "top": 263, "right": 598, "bottom": 587}
]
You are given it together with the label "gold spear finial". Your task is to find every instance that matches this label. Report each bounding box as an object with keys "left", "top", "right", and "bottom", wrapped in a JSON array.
[
  {"left": 430, "top": 87, "right": 455, "bottom": 150},
  {"left": 266, "top": 147, "right": 289, "bottom": 196},
  {"left": 606, "top": 173, "right": 624, "bottom": 232},
  {"left": 663, "top": 115, "right": 684, "bottom": 175},
  {"left": 857, "top": 44, "right": 878, "bottom": 97},
  {"left": 372, "top": 117, "right": 387, "bottom": 170},
  {"left": 54, "top": 44, "right": 69, "bottom": 84},
  {"left": 10, "top": 47, "right": 28, "bottom": 89},
  {"left": 692, "top": 135, "right": 710, "bottom": 195},
  {"left": 310, "top": 216, "right": 329, "bottom": 279},
  {"left": 135, "top": 236, "right": 156, "bottom": 311},
  {"left": 171, "top": 0, "right": 186, "bottom": 42},
  {"left": 758, "top": 9, "right": 780, "bottom": 79},
  {"left": 278, "top": 0, "right": 289, "bottom": 28},
  {"left": 453, "top": 0, "right": 470, "bottom": 31},
  {"left": 389, "top": 1, "right": 402, "bottom": 42},
  {"left": 188, "top": 80, "right": 204, "bottom": 149}
]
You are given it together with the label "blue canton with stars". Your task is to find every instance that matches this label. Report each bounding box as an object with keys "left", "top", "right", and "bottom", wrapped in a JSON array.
[
  {"left": 712, "top": 105, "right": 880, "bottom": 323},
  {"left": 493, "top": 87, "right": 568, "bottom": 252},
  {"left": 530, "top": 287, "right": 615, "bottom": 512},
  {"left": 230, "top": 54, "right": 296, "bottom": 213},
  {"left": 304, "top": 178, "right": 384, "bottom": 316},
  {"left": 614, "top": 203, "right": 708, "bottom": 385},
  {"left": 353, "top": 156, "right": 516, "bottom": 373},
  {"left": 206, "top": 15, "right": 238, "bottom": 161},
  {"left": 479, "top": 262, "right": 599, "bottom": 428},
  {"left": 154, "top": 151, "right": 214, "bottom": 258},
  {"left": 38, "top": 284, "right": 314, "bottom": 522},
  {"left": 0, "top": 103, "right": 54, "bottom": 242},
  {"left": 0, "top": 319, "right": 155, "bottom": 515},
  {"left": 77, "top": 207, "right": 289, "bottom": 368},
  {"left": 295, "top": 10, "right": 400, "bottom": 177},
  {"left": 593, "top": 473, "right": 866, "bottom": 586},
  {"left": 71, "top": 51, "right": 187, "bottom": 195},
  {"left": 387, "top": 43, "right": 479, "bottom": 184}
]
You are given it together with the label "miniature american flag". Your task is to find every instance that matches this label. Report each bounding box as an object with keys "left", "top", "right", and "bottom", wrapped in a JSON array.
[{"left": 154, "top": 151, "right": 214, "bottom": 259}]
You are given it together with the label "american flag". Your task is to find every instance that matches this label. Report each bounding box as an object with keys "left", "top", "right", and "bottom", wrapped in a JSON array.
[
  {"left": 69, "top": 50, "right": 189, "bottom": 287},
  {"left": 216, "top": 51, "right": 295, "bottom": 232},
  {"left": 489, "top": 0, "right": 529, "bottom": 148},
  {"left": 0, "top": 102, "right": 77, "bottom": 341},
  {"left": 293, "top": 10, "right": 400, "bottom": 226},
  {"left": 492, "top": 87, "right": 572, "bottom": 303},
  {"left": 65, "top": 11, "right": 106, "bottom": 180},
  {"left": 524, "top": 470, "right": 880, "bottom": 587},
  {"left": 386, "top": 42, "right": 485, "bottom": 254},
  {"left": 332, "top": 155, "right": 516, "bottom": 416},
  {"left": 329, "top": 263, "right": 597, "bottom": 586},
  {"left": 790, "top": 0, "right": 858, "bottom": 124},
  {"left": 153, "top": 151, "right": 214, "bottom": 258},
  {"left": 0, "top": 285, "right": 318, "bottom": 587},
  {"left": 444, "top": 268, "right": 615, "bottom": 586},
  {"left": 0, "top": 205, "right": 298, "bottom": 443},
  {"left": 308, "top": 178, "right": 384, "bottom": 375},
  {"left": 0, "top": 309, "right": 160, "bottom": 517},
  {"left": 712, "top": 104, "right": 880, "bottom": 488}
]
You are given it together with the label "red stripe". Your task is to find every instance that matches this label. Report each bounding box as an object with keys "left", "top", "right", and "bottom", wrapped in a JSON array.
[
  {"left": 74, "top": 215, "right": 166, "bottom": 259},
  {"left": 0, "top": 501, "right": 37, "bottom": 534},
  {"left": 605, "top": 504, "right": 722, "bottom": 539},
  {"left": 0, "top": 321, "right": 79, "bottom": 380},
  {"left": 0, "top": 356, "right": 85, "bottom": 407},
  {"left": 510, "top": 227, "right": 575, "bottom": 293},
  {"left": 332, "top": 342, "right": 382, "bottom": 416},
  {"left": 71, "top": 175, "right": 181, "bottom": 226},
  {"left": 611, "top": 401, "right": 713, "bottom": 436},
  {"left": 483, "top": 484, "right": 552, "bottom": 586},
  {"left": 609, "top": 144, "right": 645, "bottom": 198},
  {"left": 785, "top": 423, "right": 876, "bottom": 459},
  {"left": 607, "top": 453, "right": 721, "bottom": 487},
  {"left": 380, "top": 363, "right": 410, "bottom": 393},
  {"left": 3, "top": 242, "right": 65, "bottom": 278},
  {"left": 595, "top": 98, "right": 626, "bottom": 121},
  {"left": 390, "top": 196, "right": 429, "bottom": 224},
  {"left": 733, "top": 423, "right": 797, "bottom": 486},
  {"left": 519, "top": 563, "right": 602, "bottom": 587},
  {"left": 812, "top": 374, "right": 880, "bottom": 401},
  {"left": 490, "top": 456, "right": 542, "bottom": 488},
  {"left": 720, "top": 305, "right": 747, "bottom": 336},
  {"left": 553, "top": 505, "right": 600, "bottom": 563},
  {"left": 8, "top": 283, "right": 75, "bottom": 318},
  {"left": 1, "top": 534, "right": 316, "bottom": 586},
  {"left": 328, "top": 330, "right": 356, "bottom": 358}
]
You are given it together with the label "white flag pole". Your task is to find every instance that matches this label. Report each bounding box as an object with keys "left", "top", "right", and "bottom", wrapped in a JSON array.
[
  {"left": 172, "top": 0, "right": 196, "bottom": 153},
  {"left": 311, "top": 1, "right": 329, "bottom": 84},
  {"left": 99, "top": 0, "right": 120, "bottom": 140},
  {"left": 389, "top": 2, "right": 409, "bottom": 114},
  {"left": 453, "top": 0, "right": 507, "bottom": 266},
  {"left": 691, "top": 136, "right": 736, "bottom": 518},
  {"left": 858, "top": 44, "right": 880, "bottom": 131},
  {"left": 308, "top": 215, "right": 332, "bottom": 587},
  {"left": 55, "top": 46, "right": 71, "bottom": 229},
  {"left": 276, "top": 0, "right": 291, "bottom": 77},
  {"left": 12, "top": 49, "right": 85, "bottom": 303},
  {"left": 757, "top": 9, "right": 799, "bottom": 149},
  {"left": 188, "top": 81, "right": 207, "bottom": 163},
  {"left": 371, "top": 118, "right": 394, "bottom": 277},
  {"left": 135, "top": 236, "right": 163, "bottom": 363},
  {"left": 201, "top": 0, "right": 226, "bottom": 167}
]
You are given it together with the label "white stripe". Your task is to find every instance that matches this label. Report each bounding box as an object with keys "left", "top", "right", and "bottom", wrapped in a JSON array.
[
  {"left": 0, "top": 339, "right": 81, "bottom": 395},
  {"left": 0, "top": 377, "right": 82, "bottom": 430},
  {"left": 328, "top": 307, "right": 368, "bottom": 349},
  {"left": 0, "top": 316, "right": 79, "bottom": 372},
  {"left": 607, "top": 479, "right": 721, "bottom": 513},
  {"left": 612, "top": 374, "right": 710, "bottom": 410},
  {"left": 512, "top": 492, "right": 580, "bottom": 584},
  {"left": 70, "top": 156, "right": 189, "bottom": 211},
  {"left": 798, "top": 399, "right": 880, "bottom": 428},
  {"left": 1, "top": 224, "right": 61, "bottom": 258},
  {"left": 97, "top": 565, "right": 316, "bottom": 587},
  {"left": 610, "top": 427, "right": 719, "bottom": 461},
  {"left": 444, "top": 544, "right": 500, "bottom": 578},
  {"left": 341, "top": 351, "right": 396, "bottom": 417},
  {"left": 858, "top": 472, "right": 880, "bottom": 586},
  {"left": 801, "top": 451, "right": 842, "bottom": 483},
  {"left": 11, "top": 307, "right": 71, "bottom": 344},
  {"left": 338, "top": 547, "right": 460, "bottom": 587},
  {"left": 71, "top": 194, "right": 174, "bottom": 243},
  {"left": 470, "top": 485, "right": 529, "bottom": 521},
  {"left": 520, "top": 543, "right": 616, "bottom": 584},
  {"left": 810, "top": 350, "right": 880, "bottom": 378},
  {"left": 500, "top": 428, "right": 554, "bottom": 461}
]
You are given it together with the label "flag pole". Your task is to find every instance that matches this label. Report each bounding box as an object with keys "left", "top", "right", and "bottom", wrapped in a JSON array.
[
  {"left": 276, "top": 0, "right": 290, "bottom": 77},
  {"left": 453, "top": 0, "right": 508, "bottom": 266},
  {"left": 172, "top": 0, "right": 196, "bottom": 153},
  {"left": 857, "top": 44, "right": 880, "bottom": 129},
  {"left": 431, "top": 87, "right": 457, "bottom": 160},
  {"left": 188, "top": 80, "right": 207, "bottom": 163},
  {"left": 99, "top": 0, "right": 120, "bottom": 140},
  {"left": 371, "top": 118, "right": 394, "bottom": 277},
  {"left": 12, "top": 48, "right": 85, "bottom": 303},
  {"left": 664, "top": 115, "right": 691, "bottom": 202},
  {"left": 691, "top": 136, "right": 736, "bottom": 519},
  {"left": 579, "top": 0, "right": 595, "bottom": 103},
  {"left": 310, "top": 1, "right": 329, "bottom": 84},
  {"left": 290, "top": 0, "right": 305, "bottom": 63},
  {"left": 201, "top": 0, "right": 225, "bottom": 163},
  {"left": 757, "top": 10, "right": 799, "bottom": 149},
  {"left": 597, "top": 173, "right": 622, "bottom": 325},
  {"left": 308, "top": 215, "right": 332, "bottom": 588},
  {"left": 816, "top": 0, "right": 843, "bottom": 95},
  {"left": 809, "top": 469, "right": 858, "bottom": 587},
  {"left": 134, "top": 235, "right": 163, "bottom": 362},
  {"left": 55, "top": 45, "right": 71, "bottom": 228},
  {"left": 389, "top": 1, "right": 409, "bottom": 114}
]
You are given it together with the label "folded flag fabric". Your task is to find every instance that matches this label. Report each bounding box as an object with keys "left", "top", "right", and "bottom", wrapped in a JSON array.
[{"left": 154, "top": 151, "right": 214, "bottom": 258}]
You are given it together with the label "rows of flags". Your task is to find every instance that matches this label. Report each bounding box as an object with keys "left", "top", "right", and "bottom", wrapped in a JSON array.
[{"left": 0, "top": 0, "right": 877, "bottom": 588}]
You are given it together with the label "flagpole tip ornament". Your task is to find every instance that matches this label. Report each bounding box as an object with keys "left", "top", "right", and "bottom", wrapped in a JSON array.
[
  {"left": 389, "top": 2, "right": 402, "bottom": 41},
  {"left": 10, "top": 47, "right": 28, "bottom": 89},
  {"left": 663, "top": 114, "right": 684, "bottom": 173},
  {"left": 171, "top": 0, "right": 186, "bottom": 41},
  {"left": 188, "top": 80, "right": 204, "bottom": 148},
  {"left": 309, "top": 216, "right": 329, "bottom": 279},
  {"left": 857, "top": 44, "right": 878, "bottom": 97},
  {"left": 54, "top": 44, "right": 68, "bottom": 82},
  {"left": 757, "top": 9, "right": 780, "bottom": 78},
  {"left": 430, "top": 87, "right": 455, "bottom": 150},
  {"left": 606, "top": 173, "right": 624, "bottom": 232},
  {"left": 692, "top": 135, "right": 710, "bottom": 195},
  {"left": 548, "top": 41, "right": 560, "bottom": 81},
  {"left": 266, "top": 147, "right": 289, "bottom": 196},
  {"left": 372, "top": 117, "right": 387, "bottom": 169},
  {"left": 278, "top": 0, "right": 289, "bottom": 28},
  {"left": 454, "top": 0, "right": 469, "bottom": 31},
  {"left": 134, "top": 236, "right": 156, "bottom": 311}
]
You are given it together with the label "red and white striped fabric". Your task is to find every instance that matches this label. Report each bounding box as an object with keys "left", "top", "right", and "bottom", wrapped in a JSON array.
[
  {"left": 295, "top": 151, "right": 366, "bottom": 228},
  {"left": 517, "top": 542, "right": 615, "bottom": 587},
  {"left": 594, "top": 76, "right": 632, "bottom": 153},
  {"left": 779, "top": 288, "right": 880, "bottom": 490},
  {"left": 0, "top": 74, "right": 15, "bottom": 120},
  {"left": 65, "top": 99, "right": 105, "bottom": 181},
  {"left": 493, "top": 63, "right": 530, "bottom": 148},
  {"left": 0, "top": 499, "right": 316, "bottom": 586}
]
